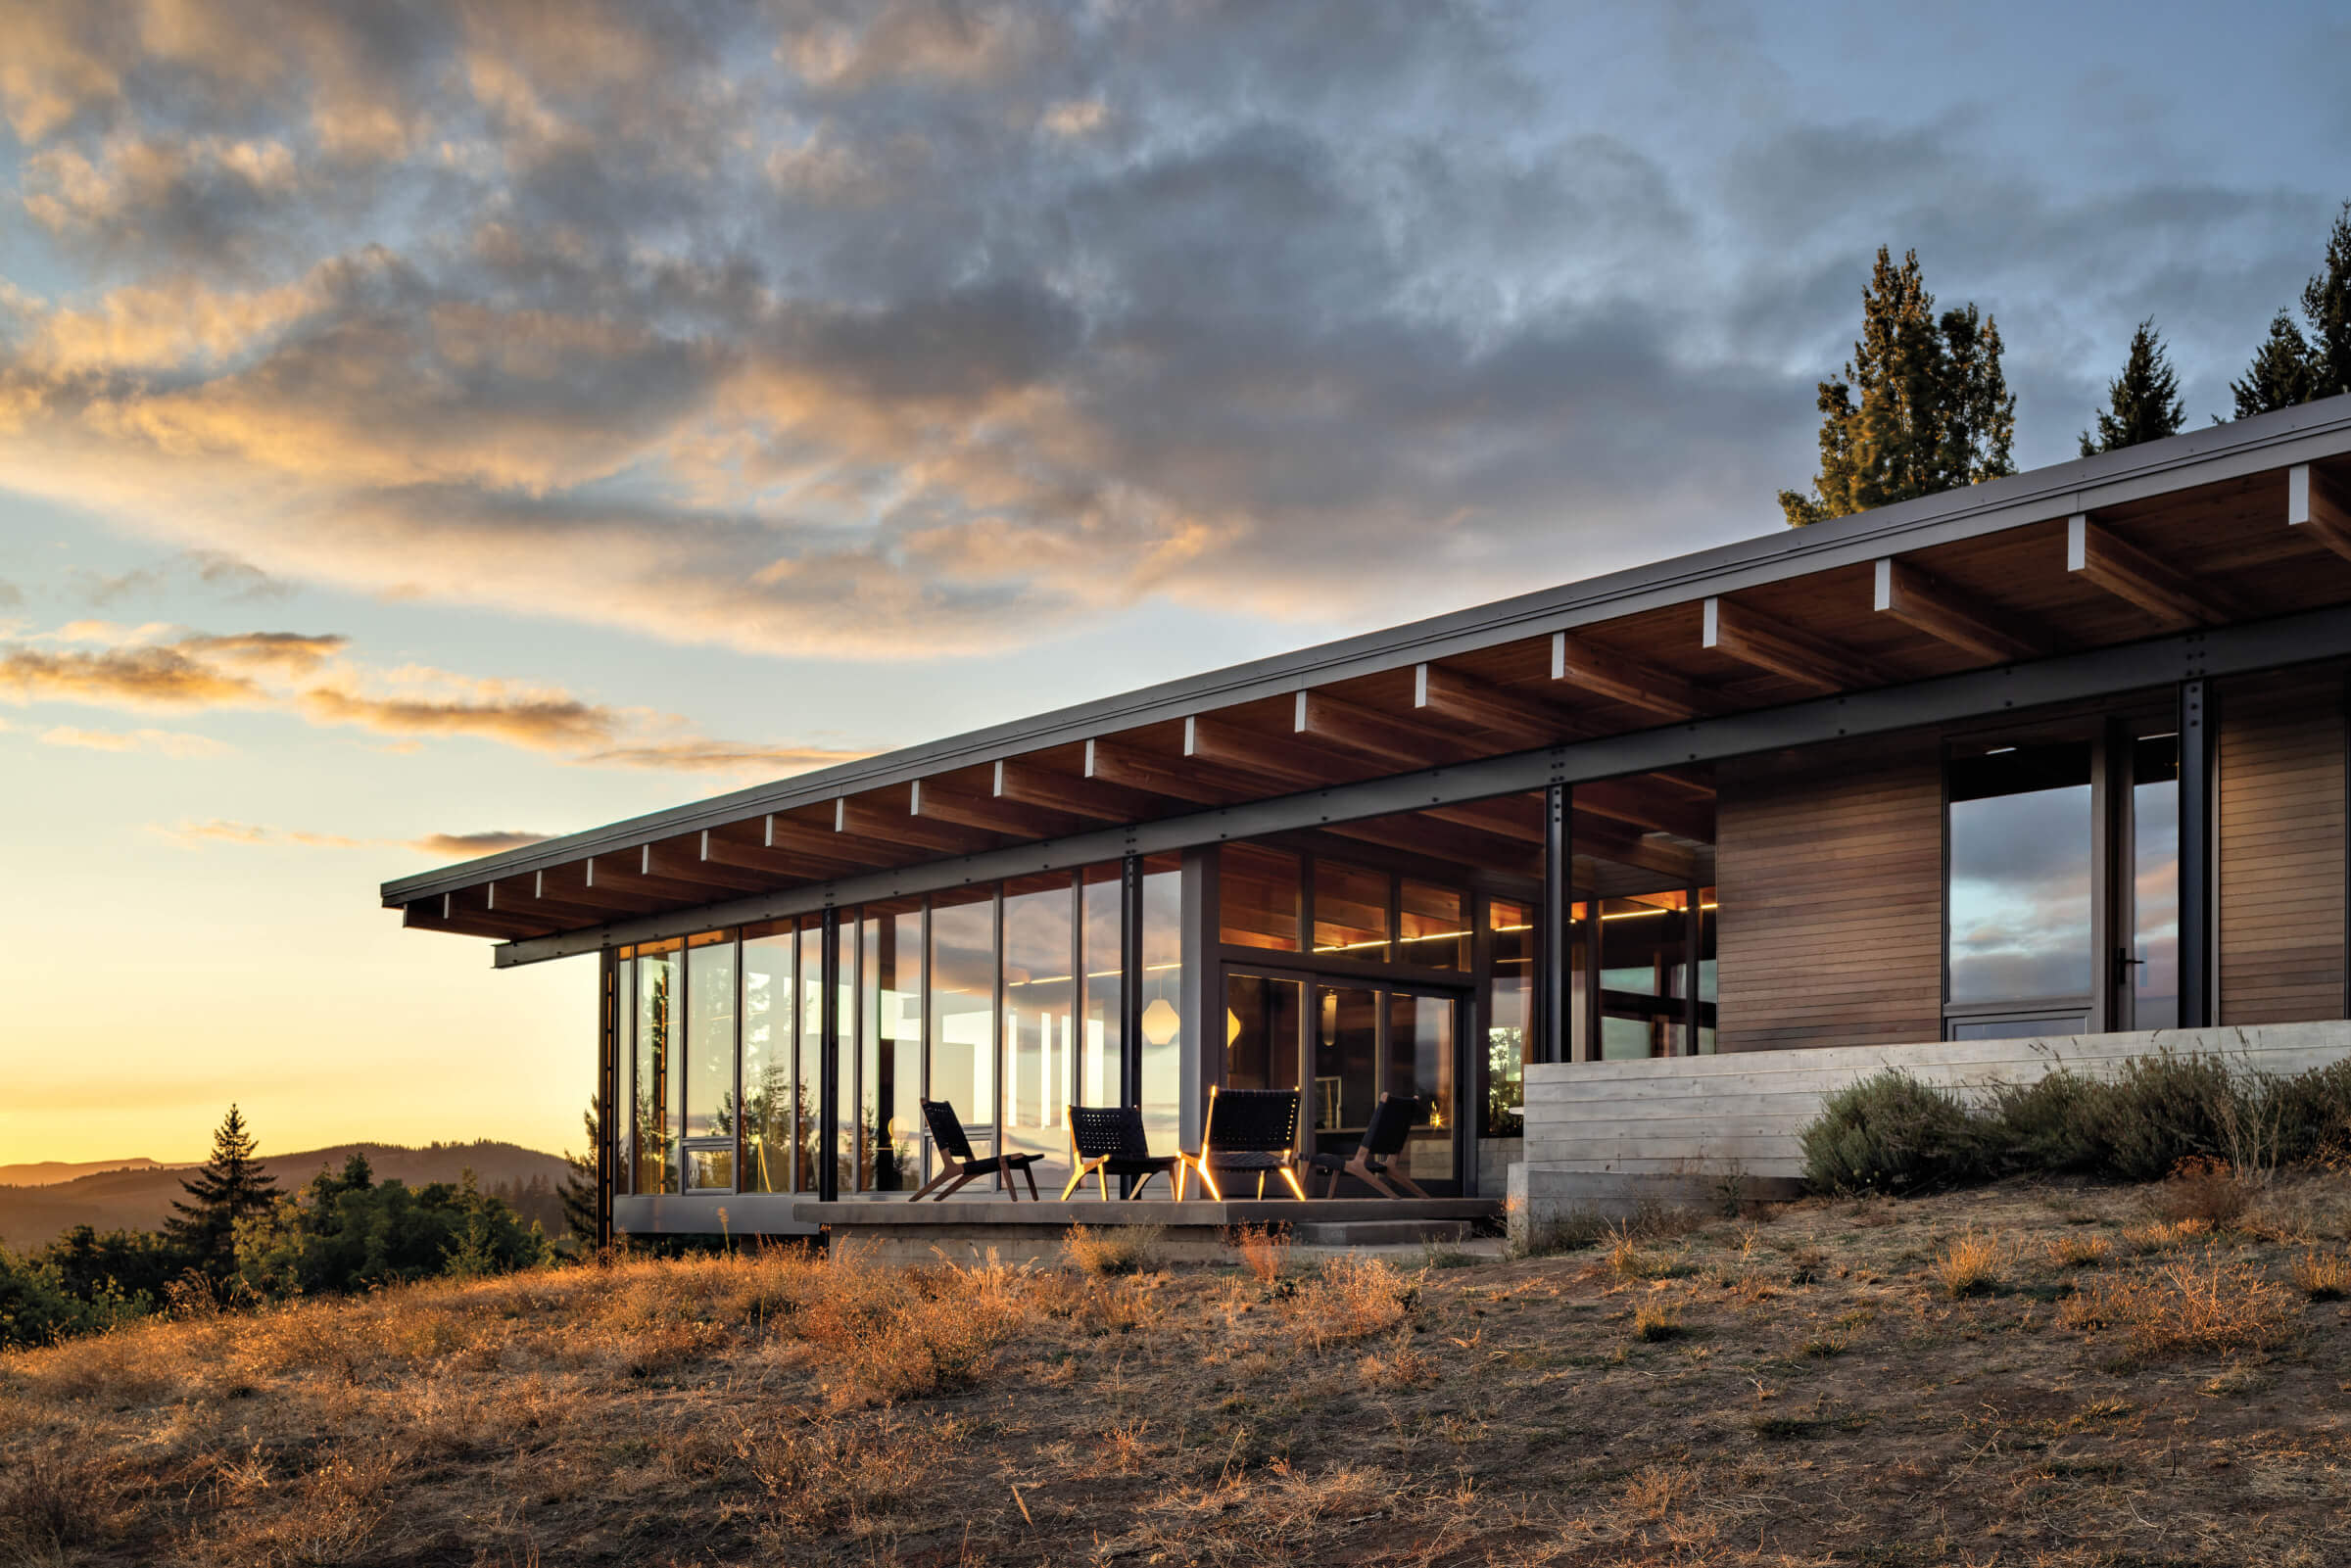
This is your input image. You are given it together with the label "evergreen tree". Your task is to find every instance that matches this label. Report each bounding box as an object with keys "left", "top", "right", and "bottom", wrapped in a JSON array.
[
  {"left": 559, "top": 1102, "right": 600, "bottom": 1246},
  {"left": 161, "top": 1105, "right": 280, "bottom": 1278},
  {"left": 1781, "top": 247, "right": 2017, "bottom": 526},
  {"left": 2301, "top": 200, "right": 2351, "bottom": 399},
  {"left": 2081, "top": 318, "right": 2185, "bottom": 455},
  {"left": 2231, "top": 309, "right": 2320, "bottom": 418}
]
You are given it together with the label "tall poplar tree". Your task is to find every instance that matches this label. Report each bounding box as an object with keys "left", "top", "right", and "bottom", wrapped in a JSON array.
[
  {"left": 2081, "top": 318, "right": 2185, "bottom": 455},
  {"left": 1780, "top": 247, "right": 2017, "bottom": 527},
  {"left": 162, "top": 1105, "right": 280, "bottom": 1277}
]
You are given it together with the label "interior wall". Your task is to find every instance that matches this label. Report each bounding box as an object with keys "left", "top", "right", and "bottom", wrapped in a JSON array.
[
  {"left": 2218, "top": 669, "right": 2348, "bottom": 1024},
  {"left": 1712, "top": 736, "right": 1943, "bottom": 1052}
]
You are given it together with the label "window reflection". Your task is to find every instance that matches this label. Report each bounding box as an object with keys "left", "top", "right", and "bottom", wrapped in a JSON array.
[
  {"left": 1314, "top": 861, "right": 1390, "bottom": 959},
  {"left": 1138, "top": 853, "right": 1183, "bottom": 1151},
  {"left": 929, "top": 889, "right": 997, "bottom": 1176},
  {"left": 1600, "top": 891, "right": 1689, "bottom": 1060},
  {"left": 740, "top": 925, "right": 794, "bottom": 1194},
  {"left": 683, "top": 934, "right": 737, "bottom": 1191},
  {"left": 1003, "top": 873, "right": 1075, "bottom": 1191},
  {"left": 633, "top": 941, "right": 679, "bottom": 1195},
  {"left": 1399, "top": 880, "right": 1467, "bottom": 970},
  {"left": 1226, "top": 973, "right": 1303, "bottom": 1093},
  {"left": 1220, "top": 845, "right": 1303, "bottom": 951},
  {"left": 861, "top": 902, "right": 922, "bottom": 1193},
  {"left": 2132, "top": 735, "right": 2181, "bottom": 1030},
  {"left": 1080, "top": 866, "right": 1123, "bottom": 1110},
  {"left": 1486, "top": 899, "right": 1530, "bottom": 1134},
  {"left": 1313, "top": 984, "right": 1379, "bottom": 1144},
  {"left": 1946, "top": 742, "right": 2094, "bottom": 1010}
]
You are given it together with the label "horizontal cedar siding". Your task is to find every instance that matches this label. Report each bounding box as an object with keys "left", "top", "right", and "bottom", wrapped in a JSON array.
[
  {"left": 2219, "top": 669, "right": 2346, "bottom": 1024},
  {"left": 1713, "top": 736, "right": 1943, "bottom": 1052}
]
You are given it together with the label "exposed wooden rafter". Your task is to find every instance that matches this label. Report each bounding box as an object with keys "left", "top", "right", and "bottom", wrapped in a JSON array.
[
  {"left": 836, "top": 792, "right": 985, "bottom": 853},
  {"left": 1183, "top": 714, "right": 1333, "bottom": 788},
  {"left": 1702, "top": 596, "right": 1893, "bottom": 689},
  {"left": 2289, "top": 464, "right": 2351, "bottom": 563},
  {"left": 1552, "top": 630, "right": 1725, "bottom": 719},
  {"left": 993, "top": 759, "right": 1164, "bottom": 822},
  {"left": 1322, "top": 815, "right": 1539, "bottom": 875},
  {"left": 1082, "top": 737, "right": 1227, "bottom": 804},
  {"left": 1572, "top": 777, "right": 1713, "bottom": 842},
  {"left": 911, "top": 779, "right": 1074, "bottom": 837},
  {"left": 1293, "top": 689, "right": 1447, "bottom": 769},
  {"left": 2066, "top": 512, "right": 2247, "bottom": 628},
  {"left": 1414, "top": 664, "right": 1578, "bottom": 747},
  {"left": 1872, "top": 557, "right": 2052, "bottom": 662},
  {"left": 697, "top": 824, "right": 862, "bottom": 880}
]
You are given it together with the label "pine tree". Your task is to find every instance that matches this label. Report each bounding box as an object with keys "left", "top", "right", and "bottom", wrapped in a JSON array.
[
  {"left": 2301, "top": 200, "right": 2351, "bottom": 399},
  {"left": 2231, "top": 309, "right": 2320, "bottom": 418},
  {"left": 559, "top": 1102, "right": 600, "bottom": 1246},
  {"left": 162, "top": 1105, "right": 281, "bottom": 1277},
  {"left": 2081, "top": 318, "right": 2185, "bottom": 455},
  {"left": 1781, "top": 247, "right": 2017, "bottom": 526}
]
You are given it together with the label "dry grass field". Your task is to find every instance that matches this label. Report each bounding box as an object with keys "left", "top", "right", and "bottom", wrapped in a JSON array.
[{"left": 6, "top": 1175, "right": 2351, "bottom": 1567}]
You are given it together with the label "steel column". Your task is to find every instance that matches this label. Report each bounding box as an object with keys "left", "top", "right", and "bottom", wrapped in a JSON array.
[
  {"left": 2178, "top": 679, "right": 2214, "bottom": 1029},
  {"left": 1541, "top": 782, "right": 1569, "bottom": 1066}
]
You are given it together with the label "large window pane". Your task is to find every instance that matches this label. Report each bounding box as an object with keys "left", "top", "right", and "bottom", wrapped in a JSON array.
[
  {"left": 798, "top": 922, "right": 825, "bottom": 1193},
  {"left": 1600, "top": 891, "right": 1688, "bottom": 1060},
  {"left": 929, "top": 888, "right": 997, "bottom": 1179},
  {"left": 1312, "top": 984, "right": 1378, "bottom": 1152},
  {"left": 1485, "top": 898, "right": 1531, "bottom": 1135},
  {"left": 2133, "top": 735, "right": 2181, "bottom": 1030},
  {"left": 741, "top": 924, "right": 794, "bottom": 1194},
  {"left": 633, "top": 942, "right": 679, "bottom": 1195},
  {"left": 861, "top": 901, "right": 922, "bottom": 1192},
  {"left": 831, "top": 918, "right": 855, "bottom": 1194},
  {"left": 1225, "top": 973, "right": 1302, "bottom": 1092},
  {"left": 612, "top": 955, "right": 635, "bottom": 1196},
  {"left": 1947, "top": 742, "right": 2094, "bottom": 1008},
  {"left": 1137, "top": 852, "right": 1183, "bottom": 1151},
  {"left": 1220, "top": 845, "right": 1303, "bottom": 951},
  {"left": 683, "top": 934, "right": 737, "bottom": 1191},
  {"left": 1387, "top": 992, "right": 1456, "bottom": 1184},
  {"left": 1398, "top": 881, "right": 1468, "bottom": 971},
  {"left": 1080, "top": 865, "right": 1123, "bottom": 1111},
  {"left": 1003, "top": 873, "right": 1075, "bottom": 1189},
  {"left": 1314, "top": 861, "right": 1391, "bottom": 959}
]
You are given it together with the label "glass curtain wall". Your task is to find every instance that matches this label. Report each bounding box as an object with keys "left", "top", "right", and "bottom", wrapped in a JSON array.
[
  {"left": 2130, "top": 735, "right": 2182, "bottom": 1030},
  {"left": 1599, "top": 891, "right": 1692, "bottom": 1059},
  {"left": 740, "top": 923, "right": 794, "bottom": 1194},
  {"left": 682, "top": 934, "right": 737, "bottom": 1191},
  {"left": 929, "top": 888, "right": 998, "bottom": 1174},
  {"left": 859, "top": 901, "right": 922, "bottom": 1192},
  {"left": 633, "top": 940, "right": 679, "bottom": 1194},
  {"left": 1137, "top": 852, "right": 1185, "bottom": 1150},
  {"left": 1946, "top": 741, "right": 2095, "bottom": 1037},
  {"left": 1003, "top": 873, "right": 1076, "bottom": 1189},
  {"left": 795, "top": 922, "right": 824, "bottom": 1192},
  {"left": 1485, "top": 898, "right": 1531, "bottom": 1136},
  {"left": 831, "top": 917, "right": 856, "bottom": 1193},
  {"left": 1081, "top": 866, "right": 1124, "bottom": 1111}
]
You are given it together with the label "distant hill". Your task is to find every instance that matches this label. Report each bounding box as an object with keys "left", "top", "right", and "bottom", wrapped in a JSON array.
[
  {"left": 0, "top": 1141, "right": 570, "bottom": 1253},
  {"left": 0, "top": 1157, "right": 186, "bottom": 1187}
]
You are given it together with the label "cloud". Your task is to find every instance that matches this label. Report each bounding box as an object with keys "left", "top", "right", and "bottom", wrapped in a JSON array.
[
  {"left": 1, "top": 621, "right": 875, "bottom": 776},
  {"left": 39, "top": 724, "right": 230, "bottom": 757},
  {"left": 0, "top": 581, "right": 21, "bottom": 608},
  {"left": 151, "top": 820, "right": 552, "bottom": 858},
  {"left": 0, "top": 0, "right": 2342, "bottom": 664}
]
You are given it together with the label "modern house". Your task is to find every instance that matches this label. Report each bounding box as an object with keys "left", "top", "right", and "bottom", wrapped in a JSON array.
[{"left": 383, "top": 399, "right": 2351, "bottom": 1245}]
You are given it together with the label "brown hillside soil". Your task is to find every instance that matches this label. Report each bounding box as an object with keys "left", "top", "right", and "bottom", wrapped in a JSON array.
[{"left": 5, "top": 1177, "right": 2351, "bottom": 1566}]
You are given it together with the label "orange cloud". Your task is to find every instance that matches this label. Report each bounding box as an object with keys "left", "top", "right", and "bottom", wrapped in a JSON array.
[
  {"left": 39, "top": 725, "right": 230, "bottom": 757},
  {"left": 0, "top": 644, "right": 263, "bottom": 708}
]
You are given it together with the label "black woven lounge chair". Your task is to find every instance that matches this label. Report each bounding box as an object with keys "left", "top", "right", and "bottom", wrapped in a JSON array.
[
  {"left": 1178, "top": 1086, "right": 1308, "bottom": 1201},
  {"left": 906, "top": 1098, "right": 1043, "bottom": 1201},
  {"left": 1060, "top": 1104, "right": 1179, "bottom": 1200},
  {"left": 1306, "top": 1092, "right": 1431, "bottom": 1199}
]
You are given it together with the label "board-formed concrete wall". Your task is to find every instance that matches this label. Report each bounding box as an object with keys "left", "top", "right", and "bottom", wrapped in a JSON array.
[{"left": 1508, "top": 1022, "right": 2351, "bottom": 1231}]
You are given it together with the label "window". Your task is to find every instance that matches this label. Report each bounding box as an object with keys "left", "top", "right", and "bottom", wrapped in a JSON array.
[
  {"left": 1003, "top": 873, "right": 1076, "bottom": 1189},
  {"left": 632, "top": 941, "right": 680, "bottom": 1194},
  {"left": 1485, "top": 898, "right": 1531, "bottom": 1135},
  {"left": 1599, "top": 891, "right": 1690, "bottom": 1059},
  {"left": 2130, "top": 735, "right": 2182, "bottom": 1030},
  {"left": 740, "top": 923, "right": 794, "bottom": 1194},
  {"left": 683, "top": 933, "right": 737, "bottom": 1191},
  {"left": 1080, "top": 865, "right": 1124, "bottom": 1109},
  {"left": 1946, "top": 740, "right": 2094, "bottom": 1035},
  {"left": 1398, "top": 880, "right": 1468, "bottom": 971},
  {"left": 929, "top": 888, "right": 997, "bottom": 1169},
  {"left": 1220, "top": 845, "right": 1303, "bottom": 951},
  {"left": 1313, "top": 861, "right": 1391, "bottom": 959},
  {"left": 795, "top": 921, "right": 824, "bottom": 1193},
  {"left": 1137, "top": 852, "right": 1184, "bottom": 1150},
  {"left": 1226, "top": 973, "right": 1303, "bottom": 1092},
  {"left": 860, "top": 901, "right": 922, "bottom": 1192}
]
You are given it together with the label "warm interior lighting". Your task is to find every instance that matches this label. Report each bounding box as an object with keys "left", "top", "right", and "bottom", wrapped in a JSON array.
[
  {"left": 1140, "top": 997, "right": 1181, "bottom": 1046},
  {"left": 1225, "top": 1008, "right": 1241, "bottom": 1046},
  {"left": 1986, "top": 744, "right": 2017, "bottom": 754}
]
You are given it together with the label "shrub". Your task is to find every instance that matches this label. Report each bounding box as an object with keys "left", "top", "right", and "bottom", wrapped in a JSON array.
[
  {"left": 1063, "top": 1224, "right": 1163, "bottom": 1278},
  {"left": 2149, "top": 1156, "right": 2250, "bottom": 1227},
  {"left": 2057, "top": 1259, "right": 2296, "bottom": 1360},
  {"left": 1289, "top": 1255, "right": 1414, "bottom": 1351},
  {"left": 1225, "top": 1223, "right": 1290, "bottom": 1287},
  {"left": 1986, "top": 1070, "right": 2103, "bottom": 1172},
  {"left": 2048, "top": 1232, "right": 2114, "bottom": 1268},
  {"left": 2290, "top": 1251, "right": 2351, "bottom": 1302},
  {"left": 1934, "top": 1231, "right": 2000, "bottom": 1298},
  {"left": 1800, "top": 1071, "right": 1990, "bottom": 1194}
]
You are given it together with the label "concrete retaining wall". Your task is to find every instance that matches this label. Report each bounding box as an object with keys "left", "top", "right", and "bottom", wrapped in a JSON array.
[{"left": 1508, "top": 1022, "right": 2351, "bottom": 1235}]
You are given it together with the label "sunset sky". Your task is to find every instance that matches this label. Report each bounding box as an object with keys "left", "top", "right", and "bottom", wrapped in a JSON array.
[{"left": 3, "top": 0, "right": 2345, "bottom": 1166}]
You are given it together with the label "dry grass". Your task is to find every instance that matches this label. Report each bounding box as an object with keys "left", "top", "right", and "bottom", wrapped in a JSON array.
[
  {"left": 1225, "top": 1221, "right": 1291, "bottom": 1287},
  {"left": 1933, "top": 1229, "right": 2000, "bottom": 1297},
  {"left": 2151, "top": 1155, "right": 2253, "bottom": 1227},
  {"left": 1630, "top": 1300, "right": 1684, "bottom": 1342},
  {"left": 1061, "top": 1222, "right": 1164, "bottom": 1278},
  {"left": 2290, "top": 1250, "right": 2351, "bottom": 1301},
  {"left": 2048, "top": 1230, "right": 2114, "bottom": 1267},
  {"left": 7, "top": 1177, "right": 2351, "bottom": 1566}
]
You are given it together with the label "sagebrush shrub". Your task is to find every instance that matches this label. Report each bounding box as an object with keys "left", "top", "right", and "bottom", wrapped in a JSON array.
[{"left": 1799, "top": 1071, "right": 1990, "bottom": 1194}]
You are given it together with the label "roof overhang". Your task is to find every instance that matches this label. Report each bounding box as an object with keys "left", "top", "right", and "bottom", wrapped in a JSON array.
[{"left": 381, "top": 395, "right": 2351, "bottom": 963}]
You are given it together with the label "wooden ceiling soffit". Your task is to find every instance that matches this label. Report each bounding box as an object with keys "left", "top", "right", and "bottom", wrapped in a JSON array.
[
  {"left": 1872, "top": 556, "right": 2052, "bottom": 662},
  {"left": 995, "top": 759, "right": 1164, "bottom": 822},
  {"left": 698, "top": 823, "right": 861, "bottom": 880},
  {"left": 1183, "top": 714, "right": 1336, "bottom": 789},
  {"left": 912, "top": 779, "right": 1074, "bottom": 838},
  {"left": 836, "top": 792, "right": 989, "bottom": 854},
  {"left": 1414, "top": 664, "right": 1580, "bottom": 748},
  {"left": 644, "top": 839, "right": 775, "bottom": 894},
  {"left": 407, "top": 892, "right": 544, "bottom": 939},
  {"left": 1571, "top": 817, "right": 1700, "bottom": 882},
  {"left": 484, "top": 873, "right": 616, "bottom": 926},
  {"left": 1701, "top": 596, "right": 1894, "bottom": 690},
  {"left": 1422, "top": 795, "right": 1545, "bottom": 843},
  {"left": 2066, "top": 512, "right": 2249, "bottom": 628},
  {"left": 529, "top": 862, "right": 662, "bottom": 915},
  {"left": 1323, "top": 815, "right": 1539, "bottom": 874},
  {"left": 1551, "top": 630, "right": 1726, "bottom": 720},
  {"left": 762, "top": 813, "right": 901, "bottom": 866},
  {"left": 1293, "top": 689, "right": 1450, "bottom": 769},
  {"left": 1082, "top": 737, "right": 1229, "bottom": 804},
  {"left": 1571, "top": 777, "right": 1713, "bottom": 842},
  {"left": 2289, "top": 463, "right": 2351, "bottom": 563},
  {"left": 588, "top": 848, "right": 762, "bottom": 904}
]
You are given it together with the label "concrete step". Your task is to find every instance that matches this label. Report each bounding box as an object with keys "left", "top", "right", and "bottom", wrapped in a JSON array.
[{"left": 1291, "top": 1218, "right": 1476, "bottom": 1247}]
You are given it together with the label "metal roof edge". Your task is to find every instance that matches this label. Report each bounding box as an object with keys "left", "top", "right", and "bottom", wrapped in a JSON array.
[{"left": 380, "top": 395, "right": 2351, "bottom": 905}]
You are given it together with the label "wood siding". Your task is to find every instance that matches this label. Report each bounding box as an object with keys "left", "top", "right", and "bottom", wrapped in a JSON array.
[
  {"left": 2219, "top": 669, "right": 2346, "bottom": 1024},
  {"left": 1712, "top": 736, "right": 1943, "bottom": 1052}
]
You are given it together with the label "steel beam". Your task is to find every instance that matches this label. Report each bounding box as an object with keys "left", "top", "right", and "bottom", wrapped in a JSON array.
[{"left": 490, "top": 602, "right": 2351, "bottom": 967}]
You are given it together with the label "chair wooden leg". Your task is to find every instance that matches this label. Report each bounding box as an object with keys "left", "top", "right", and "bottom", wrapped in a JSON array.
[
  {"left": 1390, "top": 1170, "right": 1431, "bottom": 1200},
  {"left": 931, "top": 1170, "right": 977, "bottom": 1202},
  {"left": 908, "top": 1164, "right": 957, "bottom": 1203},
  {"left": 1127, "top": 1168, "right": 1157, "bottom": 1200},
  {"left": 1022, "top": 1163, "right": 1039, "bottom": 1199},
  {"left": 1279, "top": 1165, "right": 1310, "bottom": 1202},
  {"left": 1060, "top": 1159, "right": 1093, "bottom": 1202},
  {"left": 1345, "top": 1155, "right": 1399, "bottom": 1199}
]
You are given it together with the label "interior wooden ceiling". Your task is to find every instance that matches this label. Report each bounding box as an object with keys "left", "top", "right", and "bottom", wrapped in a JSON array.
[{"left": 398, "top": 459, "right": 2351, "bottom": 942}]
